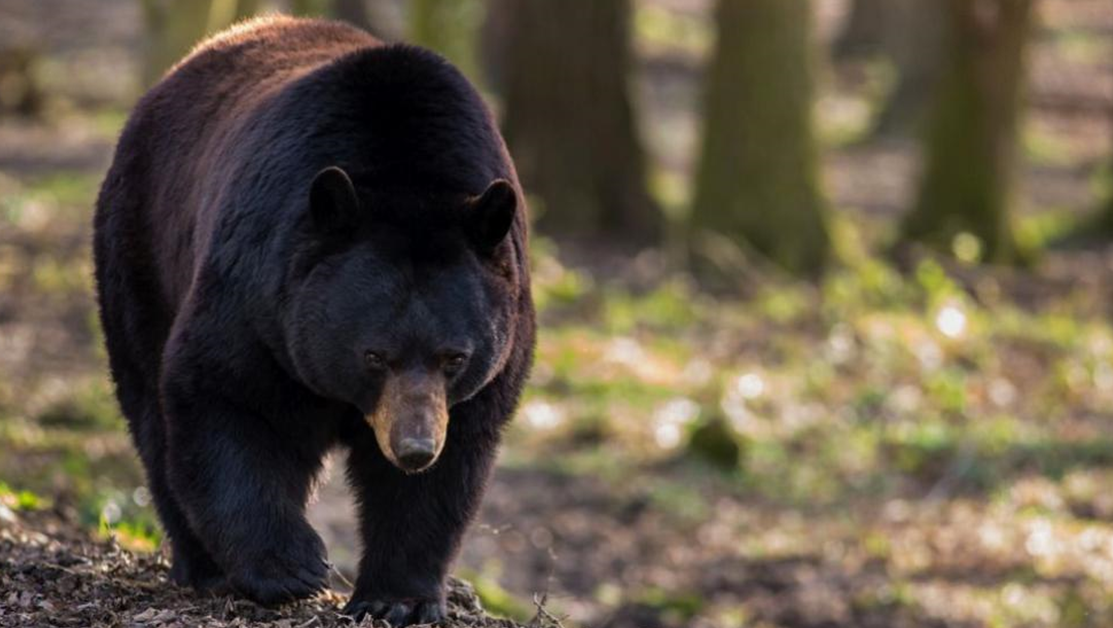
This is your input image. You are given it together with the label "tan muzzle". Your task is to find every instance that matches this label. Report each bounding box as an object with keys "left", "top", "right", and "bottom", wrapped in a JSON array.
[{"left": 366, "top": 371, "right": 448, "bottom": 473}]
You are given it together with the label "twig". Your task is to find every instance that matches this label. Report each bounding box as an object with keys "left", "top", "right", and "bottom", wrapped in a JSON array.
[
  {"left": 39, "top": 562, "right": 81, "bottom": 576},
  {"left": 328, "top": 562, "right": 354, "bottom": 590},
  {"left": 527, "top": 592, "right": 566, "bottom": 628}
]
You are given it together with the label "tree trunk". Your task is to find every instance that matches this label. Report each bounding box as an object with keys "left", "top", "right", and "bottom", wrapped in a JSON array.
[
  {"left": 141, "top": 0, "right": 216, "bottom": 87},
  {"left": 290, "top": 0, "right": 375, "bottom": 33},
  {"left": 1097, "top": 177, "right": 1113, "bottom": 236},
  {"left": 1101, "top": 196, "right": 1113, "bottom": 234},
  {"left": 0, "top": 47, "right": 44, "bottom": 118},
  {"left": 478, "top": 0, "right": 510, "bottom": 94},
  {"left": 236, "top": 0, "right": 259, "bottom": 19},
  {"left": 834, "top": 0, "right": 888, "bottom": 59},
  {"left": 900, "top": 0, "right": 1033, "bottom": 263},
  {"left": 289, "top": 0, "right": 327, "bottom": 16},
  {"left": 140, "top": 0, "right": 260, "bottom": 87},
  {"left": 500, "top": 0, "right": 660, "bottom": 244},
  {"left": 333, "top": 0, "right": 373, "bottom": 32},
  {"left": 690, "top": 0, "right": 829, "bottom": 277},
  {"left": 409, "top": 0, "right": 482, "bottom": 81},
  {"left": 208, "top": 0, "right": 261, "bottom": 27},
  {"left": 871, "top": 0, "right": 947, "bottom": 137},
  {"left": 1095, "top": 105, "right": 1113, "bottom": 234}
]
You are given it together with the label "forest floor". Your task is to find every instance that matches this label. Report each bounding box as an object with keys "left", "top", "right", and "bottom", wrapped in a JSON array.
[
  {"left": 2, "top": 1, "right": 1113, "bottom": 628},
  {"left": 0, "top": 508, "right": 547, "bottom": 628}
]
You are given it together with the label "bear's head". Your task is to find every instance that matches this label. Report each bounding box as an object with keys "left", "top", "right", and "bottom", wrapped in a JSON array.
[{"left": 286, "top": 166, "right": 520, "bottom": 473}]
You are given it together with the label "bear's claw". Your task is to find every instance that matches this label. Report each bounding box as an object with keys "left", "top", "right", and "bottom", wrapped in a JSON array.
[{"left": 343, "top": 597, "right": 445, "bottom": 627}]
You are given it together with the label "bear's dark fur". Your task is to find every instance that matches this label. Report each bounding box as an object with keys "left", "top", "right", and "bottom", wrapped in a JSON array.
[{"left": 93, "top": 16, "right": 535, "bottom": 626}]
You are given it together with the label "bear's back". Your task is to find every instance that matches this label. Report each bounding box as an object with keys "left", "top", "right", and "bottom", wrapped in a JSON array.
[
  {"left": 135, "top": 16, "right": 380, "bottom": 192},
  {"left": 103, "top": 16, "right": 514, "bottom": 313},
  {"left": 110, "top": 17, "right": 380, "bottom": 307},
  {"left": 169, "top": 16, "right": 378, "bottom": 96}
]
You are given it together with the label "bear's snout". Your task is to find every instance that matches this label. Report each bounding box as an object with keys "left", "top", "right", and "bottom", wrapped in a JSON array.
[
  {"left": 394, "top": 436, "right": 438, "bottom": 471},
  {"left": 387, "top": 406, "right": 445, "bottom": 473},
  {"left": 367, "top": 370, "right": 449, "bottom": 473}
]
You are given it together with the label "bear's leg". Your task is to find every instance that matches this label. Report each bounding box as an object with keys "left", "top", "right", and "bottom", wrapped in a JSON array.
[
  {"left": 94, "top": 191, "right": 225, "bottom": 590},
  {"left": 116, "top": 384, "right": 225, "bottom": 590},
  {"left": 162, "top": 389, "right": 330, "bottom": 606},
  {"left": 343, "top": 413, "right": 501, "bottom": 626},
  {"left": 99, "top": 327, "right": 224, "bottom": 588},
  {"left": 135, "top": 405, "right": 224, "bottom": 589}
]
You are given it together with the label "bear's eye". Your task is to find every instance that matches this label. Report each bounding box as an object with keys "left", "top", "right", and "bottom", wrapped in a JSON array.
[
  {"left": 364, "top": 351, "right": 388, "bottom": 371},
  {"left": 442, "top": 352, "right": 469, "bottom": 375}
]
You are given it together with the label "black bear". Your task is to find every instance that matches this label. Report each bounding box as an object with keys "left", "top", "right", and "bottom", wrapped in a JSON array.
[{"left": 93, "top": 16, "right": 535, "bottom": 626}]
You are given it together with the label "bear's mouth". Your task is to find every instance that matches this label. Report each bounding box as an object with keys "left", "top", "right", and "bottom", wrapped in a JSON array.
[{"left": 366, "top": 372, "right": 448, "bottom": 473}]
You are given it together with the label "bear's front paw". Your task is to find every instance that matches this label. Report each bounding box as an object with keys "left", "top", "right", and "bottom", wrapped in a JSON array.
[
  {"left": 228, "top": 533, "right": 329, "bottom": 606},
  {"left": 342, "top": 596, "right": 446, "bottom": 627},
  {"left": 230, "top": 555, "right": 328, "bottom": 606}
]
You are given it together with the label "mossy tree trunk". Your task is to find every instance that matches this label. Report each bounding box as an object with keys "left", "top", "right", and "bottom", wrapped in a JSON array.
[
  {"left": 409, "top": 0, "right": 482, "bottom": 81},
  {"left": 1098, "top": 180, "right": 1113, "bottom": 235},
  {"left": 834, "top": 0, "right": 948, "bottom": 138},
  {"left": 900, "top": 0, "right": 1033, "bottom": 263},
  {"left": 290, "top": 0, "right": 374, "bottom": 32},
  {"left": 140, "top": 0, "right": 259, "bottom": 87},
  {"left": 0, "top": 47, "right": 43, "bottom": 117},
  {"left": 690, "top": 0, "right": 829, "bottom": 277},
  {"left": 1102, "top": 197, "right": 1113, "bottom": 233},
  {"left": 499, "top": 0, "right": 661, "bottom": 244},
  {"left": 871, "top": 0, "right": 946, "bottom": 137},
  {"left": 477, "top": 0, "right": 509, "bottom": 94},
  {"left": 1097, "top": 105, "right": 1113, "bottom": 234},
  {"left": 289, "top": 0, "right": 328, "bottom": 16},
  {"left": 834, "top": 0, "right": 887, "bottom": 59},
  {"left": 333, "top": 0, "right": 373, "bottom": 31},
  {"left": 141, "top": 0, "right": 215, "bottom": 87},
  {"left": 229, "top": 0, "right": 258, "bottom": 19}
]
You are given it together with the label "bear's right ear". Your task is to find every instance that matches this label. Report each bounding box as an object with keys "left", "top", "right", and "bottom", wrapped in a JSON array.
[
  {"left": 309, "top": 166, "right": 360, "bottom": 233},
  {"left": 467, "top": 179, "right": 517, "bottom": 254}
]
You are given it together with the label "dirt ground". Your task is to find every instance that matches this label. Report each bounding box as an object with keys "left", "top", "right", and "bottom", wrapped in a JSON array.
[{"left": 0, "top": 508, "right": 551, "bottom": 628}]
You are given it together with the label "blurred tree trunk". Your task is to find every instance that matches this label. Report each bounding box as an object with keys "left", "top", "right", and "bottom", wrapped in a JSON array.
[
  {"left": 1097, "top": 176, "right": 1113, "bottom": 236},
  {"left": 334, "top": 0, "right": 373, "bottom": 31},
  {"left": 1098, "top": 105, "right": 1113, "bottom": 234},
  {"left": 833, "top": 0, "right": 948, "bottom": 138},
  {"left": 409, "top": 0, "right": 481, "bottom": 79},
  {"left": 291, "top": 0, "right": 375, "bottom": 32},
  {"left": 141, "top": 0, "right": 215, "bottom": 87},
  {"left": 900, "top": 0, "right": 1033, "bottom": 263},
  {"left": 871, "top": 0, "right": 946, "bottom": 137},
  {"left": 140, "top": 0, "right": 259, "bottom": 87},
  {"left": 834, "top": 0, "right": 887, "bottom": 59},
  {"left": 1101, "top": 196, "right": 1113, "bottom": 234},
  {"left": 690, "top": 0, "right": 829, "bottom": 277},
  {"left": 0, "top": 47, "right": 44, "bottom": 118},
  {"left": 227, "top": 0, "right": 259, "bottom": 20},
  {"left": 478, "top": 0, "right": 510, "bottom": 94},
  {"left": 500, "top": 0, "right": 660, "bottom": 243},
  {"left": 290, "top": 0, "right": 328, "bottom": 15}
]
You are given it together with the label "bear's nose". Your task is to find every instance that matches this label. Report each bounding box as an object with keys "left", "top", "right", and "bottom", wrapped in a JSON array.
[{"left": 394, "top": 437, "right": 437, "bottom": 471}]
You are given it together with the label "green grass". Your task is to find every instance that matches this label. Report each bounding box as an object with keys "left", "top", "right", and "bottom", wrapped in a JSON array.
[{"left": 0, "top": 481, "right": 49, "bottom": 511}]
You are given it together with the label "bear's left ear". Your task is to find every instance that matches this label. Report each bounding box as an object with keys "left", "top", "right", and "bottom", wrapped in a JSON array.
[
  {"left": 309, "top": 166, "right": 360, "bottom": 233},
  {"left": 467, "top": 179, "right": 516, "bottom": 253}
]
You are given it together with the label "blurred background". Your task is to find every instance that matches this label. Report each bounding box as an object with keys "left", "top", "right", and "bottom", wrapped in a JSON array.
[{"left": 1, "top": 0, "right": 1113, "bottom": 626}]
